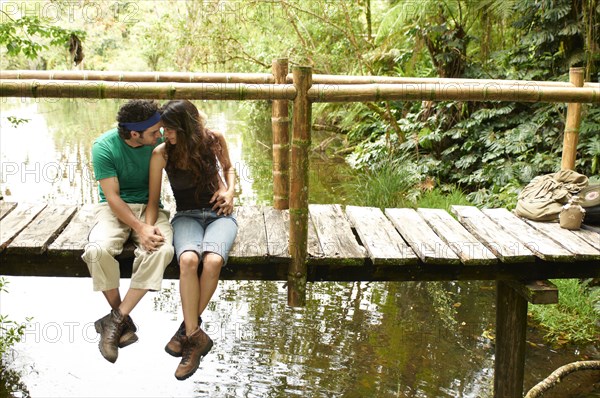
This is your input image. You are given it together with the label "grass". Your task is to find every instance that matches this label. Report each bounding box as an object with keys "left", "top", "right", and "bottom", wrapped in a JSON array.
[
  {"left": 528, "top": 279, "right": 600, "bottom": 346},
  {"left": 343, "top": 162, "right": 471, "bottom": 210}
]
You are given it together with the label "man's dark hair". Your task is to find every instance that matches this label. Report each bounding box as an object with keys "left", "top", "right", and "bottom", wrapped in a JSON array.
[{"left": 116, "top": 100, "right": 159, "bottom": 139}]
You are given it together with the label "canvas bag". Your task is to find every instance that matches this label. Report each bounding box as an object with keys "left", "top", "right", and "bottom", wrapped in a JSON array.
[{"left": 514, "top": 170, "right": 589, "bottom": 221}]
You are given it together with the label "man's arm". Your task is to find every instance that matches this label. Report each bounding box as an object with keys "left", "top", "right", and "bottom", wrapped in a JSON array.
[{"left": 99, "top": 177, "right": 164, "bottom": 251}]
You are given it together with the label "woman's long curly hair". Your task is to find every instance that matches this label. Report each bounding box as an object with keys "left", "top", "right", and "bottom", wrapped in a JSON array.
[{"left": 160, "top": 100, "right": 222, "bottom": 199}]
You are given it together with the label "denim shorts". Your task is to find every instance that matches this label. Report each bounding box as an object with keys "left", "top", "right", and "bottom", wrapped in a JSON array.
[{"left": 171, "top": 209, "right": 238, "bottom": 266}]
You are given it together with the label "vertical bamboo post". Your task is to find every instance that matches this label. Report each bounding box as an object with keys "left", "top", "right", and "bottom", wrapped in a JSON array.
[
  {"left": 288, "top": 66, "right": 312, "bottom": 307},
  {"left": 561, "top": 67, "right": 585, "bottom": 170},
  {"left": 272, "top": 58, "right": 290, "bottom": 209},
  {"left": 494, "top": 281, "right": 528, "bottom": 398}
]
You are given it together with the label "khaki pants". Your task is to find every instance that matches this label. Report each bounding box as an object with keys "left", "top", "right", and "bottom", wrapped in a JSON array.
[{"left": 82, "top": 203, "right": 174, "bottom": 292}]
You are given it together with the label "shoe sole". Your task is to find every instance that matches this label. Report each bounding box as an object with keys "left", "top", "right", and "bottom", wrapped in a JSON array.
[{"left": 174, "top": 339, "right": 214, "bottom": 381}]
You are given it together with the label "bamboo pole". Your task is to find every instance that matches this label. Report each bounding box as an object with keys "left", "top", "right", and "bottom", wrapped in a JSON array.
[
  {"left": 308, "top": 82, "right": 599, "bottom": 103},
  {"left": 298, "top": 74, "right": 598, "bottom": 88},
  {"left": 0, "top": 70, "right": 275, "bottom": 83},
  {"left": 0, "top": 80, "right": 296, "bottom": 101},
  {"left": 272, "top": 59, "right": 290, "bottom": 210},
  {"left": 2, "top": 79, "right": 598, "bottom": 104},
  {"left": 561, "top": 67, "right": 585, "bottom": 170},
  {"left": 2, "top": 69, "right": 596, "bottom": 89},
  {"left": 288, "top": 66, "right": 312, "bottom": 307}
]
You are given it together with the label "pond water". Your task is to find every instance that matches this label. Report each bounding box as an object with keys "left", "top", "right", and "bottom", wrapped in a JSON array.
[{"left": 0, "top": 99, "right": 598, "bottom": 397}]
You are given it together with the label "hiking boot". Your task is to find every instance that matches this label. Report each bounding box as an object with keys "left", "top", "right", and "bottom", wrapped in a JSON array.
[
  {"left": 174, "top": 326, "right": 213, "bottom": 381},
  {"left": 119, "top": 315, "right": 138, "bottom": 348},
  {"left": 94, "top": 309, "right": 126, "bottom": 363},
  {"left": 165, "top": 316, "right": 202, "bottom": 357}
]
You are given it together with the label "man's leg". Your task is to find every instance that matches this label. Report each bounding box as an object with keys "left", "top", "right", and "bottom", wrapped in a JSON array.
[
  {"left": 103, "top": 290, "right": 122, "bottom": 309},
  {"left": 129, "top": 207, "right": 174, "bottom": 305},
  {"left": 82, "top": 203, "right": 137, "bottom": 362},
  {"left": 119, "top": 288, "right": 148, "bottom": 316},
  {"left": 82, "top": 203, "right": 129, "bottom": 294}
]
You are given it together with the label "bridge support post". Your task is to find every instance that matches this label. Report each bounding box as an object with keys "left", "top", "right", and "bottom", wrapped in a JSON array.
[
  {"left": 494, "top": 280, "right": 528, "bottom": 398},
  {"left": 561, "top": 67, "right": 585, "bottom": 170},
  {"left": 288, "top": 66, "right": 312, "bottom": 307},
  {"left": 272, "top": 58, "right": 290, "bottom": 210}
]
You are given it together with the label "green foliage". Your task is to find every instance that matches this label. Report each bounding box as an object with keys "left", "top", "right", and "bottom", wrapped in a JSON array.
[
  {"left": 0, "top": 364, "right": 30, "bottom": 398},
  {"left": 0, "top": 278, "right": 29, "bottom": 357},
  {"left": 528, "top": 279, "right": 600, "bottom": 345},
  {"left": 6, "top": 116, "right": 30, "bottom": 128},
  {"left": 0, "top": 15, "right": 83, "bottom": 59},
  {"left": 578, "top": 106, "right": 600, "bottom": 174},
  {"left": 342, "top": 0, "right": 599, "bottom": 209}
]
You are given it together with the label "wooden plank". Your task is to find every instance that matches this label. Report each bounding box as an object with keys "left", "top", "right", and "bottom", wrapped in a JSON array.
[
  {"left": 483, "top": 208, "right": 575, "bottom": 262},
  {"left": 48, "top": 204, "right": 95, "bottom": 255},
  {"left": 523, "top": 219, "right": 600, "bottom": 260},
  {"left": 345, "top": 206, "right": 417, "bottom": 265},
  {"left": 7, "top": 205, "right": 77, "bottom": 254},
  {"left": 576, "top": 225, "right": 600, "bottom": 250},
  {"left": 0, "top": 202, "right": 17, "bottom": 220},
  {"left": 506, "top": 280, "right": 559, "bottom": 304},
  {"left": 306, "top": 210, "right": 325, "bottom": 260},
  {"left": 385, "top": 208, "right": 460, "bottom": 265},
  {"left": 417, "top": 208, "right": 497, "bottom": 266},
  {"left": 263, "top": 207, "right": 290, "bottom": 260},
  {"left": 451, "top": 206, "right": 535, "bottom": 263},
  {"left": 228, "top": 205, "right": 268, "bottom": 263},
  {"left": 263, "top": 207, "right": 322, "bottom": 261},
  {"left": 0, "top": 203, "right": 47, "bottom": 252},
  {"left": 308, "top": 204, "right": 366, "bottom": 266},
  {"left": 494, "top": 281, "right": 528, "bottom": 398}
]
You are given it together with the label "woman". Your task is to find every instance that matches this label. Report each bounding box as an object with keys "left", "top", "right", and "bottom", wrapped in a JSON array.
[{"left": 146, "top": 100, "right": 237, "bottom": 381}]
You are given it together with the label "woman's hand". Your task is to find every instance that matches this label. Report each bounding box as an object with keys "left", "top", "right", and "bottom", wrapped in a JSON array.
[{"left": 210, "top": 188, "right": 234, "bottom": 215}]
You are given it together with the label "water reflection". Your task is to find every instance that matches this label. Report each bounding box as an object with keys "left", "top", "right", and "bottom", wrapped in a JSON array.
[{"left": 1, "top": 277, "right": 498, "bottom": 398}]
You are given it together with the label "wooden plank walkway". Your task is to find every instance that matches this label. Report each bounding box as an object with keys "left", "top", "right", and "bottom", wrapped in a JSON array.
[{"left": 0, "top": 201, "right": 599, "bottom": 281}]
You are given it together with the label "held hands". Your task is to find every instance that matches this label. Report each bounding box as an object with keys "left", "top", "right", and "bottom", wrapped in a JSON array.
[
  {"left": 137, "top": 223, "right": 165, "bottom": 252},
  {"left": 210, "top": 188, "right": 234, "bottom": 216}
]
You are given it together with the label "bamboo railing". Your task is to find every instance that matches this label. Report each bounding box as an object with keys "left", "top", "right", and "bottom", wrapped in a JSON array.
[
  {"left": 1, "top": 69, "right": 597, "bottom": 88},
  {"left": 2, "top": 79, "right": 598, "bottom": 103},
  {"left": 1, "top": 64, "right": 598, "bottom": 306}
]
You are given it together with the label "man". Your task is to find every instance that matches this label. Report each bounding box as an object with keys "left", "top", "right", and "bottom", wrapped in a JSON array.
[{"left": 82, "top": 99, "right": 174, "bottom": 363}]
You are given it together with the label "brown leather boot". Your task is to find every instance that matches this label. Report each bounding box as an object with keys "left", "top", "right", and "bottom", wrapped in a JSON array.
[
  {"left": 94, "top": 309, "right": 126, "bottom": 363},
  {"left": 119, "top": 315, "right": 138, "bottom": 348},
  {"left": 174, "top": 327, "right": 213, "bottom": 381},
  {"left": 165, "top": 321, "right": 185, "bottom": 357},
  {"left": 165, "top": 317, "right": 202, "bottom": 357}
]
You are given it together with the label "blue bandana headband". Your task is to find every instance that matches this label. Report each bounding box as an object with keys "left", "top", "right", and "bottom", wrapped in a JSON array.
[{"left": 119, "top": 112, "right": 161, "bottom": 132}]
